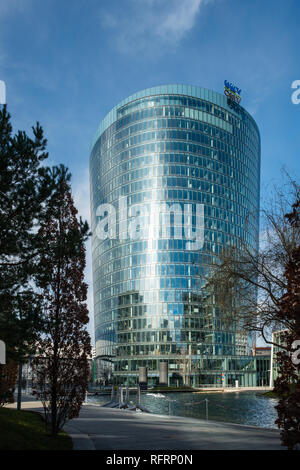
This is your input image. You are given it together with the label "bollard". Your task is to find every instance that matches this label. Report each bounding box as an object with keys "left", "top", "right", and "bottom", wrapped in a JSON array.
[
  {"left": 138, "top": 367, "right": 148, "bottom": 390},
  {"left": 159, "top": 362, "right": 168, "bottom": 386}
]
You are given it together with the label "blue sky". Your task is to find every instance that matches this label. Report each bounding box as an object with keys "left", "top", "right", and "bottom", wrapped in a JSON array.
[{"left": 1, "top": 0, "right": 299, "bottom": 343}]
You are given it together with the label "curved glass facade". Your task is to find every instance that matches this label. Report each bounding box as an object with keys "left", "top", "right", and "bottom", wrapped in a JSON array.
[{"left": 90, "top": 85, "right": 260, "bottom": 387}]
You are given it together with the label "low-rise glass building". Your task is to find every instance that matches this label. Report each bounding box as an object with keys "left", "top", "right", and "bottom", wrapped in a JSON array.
[
  {"left": 270, "top": 329, "right": 288, "bottom": 387},
  {"left": 90, "top": 85, "right": 261, "bottom": 387}
]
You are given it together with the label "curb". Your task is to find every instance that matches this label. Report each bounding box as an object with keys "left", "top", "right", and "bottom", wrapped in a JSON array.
[{"left": 63, "top": 422, "right": 96, "bottom": 450}]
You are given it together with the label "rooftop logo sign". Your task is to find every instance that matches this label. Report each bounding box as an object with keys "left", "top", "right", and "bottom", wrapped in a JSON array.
[{"left": 224, "top": 80, "right": 241, "bottom": 104}]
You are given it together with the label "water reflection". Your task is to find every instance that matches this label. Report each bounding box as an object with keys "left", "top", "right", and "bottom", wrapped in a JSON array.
[{"left": 88, "top": 391, "right": 278, "bottom": 429}]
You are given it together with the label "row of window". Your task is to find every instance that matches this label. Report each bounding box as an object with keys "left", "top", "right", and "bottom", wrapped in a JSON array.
[
  {"left": 93, "top": 227, "right": 253, "bottom": 266},
  {"left": 96, "top": 178, "right": 257, "bottom": 224},
  {"left": 94, "top": 269, "right": 221, "bottom": 299},
  {"left": 107, "top": 344, "right": 241, "bottom": 362},
  {"left": 101, "top": 125, "right": 261, "bottom": 176},
  {"left": 92, "top": 190, "right": 258, "bottom": 246},
  {"left": 110, "top": 118, "right": 233, "bottom": 150},
  {"left": 94, "top": 237, "right": 250, "bottom": 265},
  {"left": 113, "top": 330, "right": 234, "bottom": 344},
  {"left": 96, "top": 279, "right": 205, "bottom": 301},
  {"left": 94, "top": 234, "right": 253, "bottom": 277},
  {"left": 91, "top": 151, "right": 259, "bottom": 197},
  {"left": 114, "top": 316, "right": 213, "bottom": 330},
  {"left": 97, "top": 261, "right": 211, "bottom": 280},
  {"left": 95, "top": 135, "right": 259, "bottom": 183},
  {"left": 95, "top": 162, "right": 258, "bottom": 206},
  {"left": 99, "top": 327, "right": 236, "bottom": 344},
  {"left": 106, "top": 117, "right": 239, "bottom": 153},
  {"left": 111, "top": 94, "right": 259, "bottom": 150},
  {"left": 94, "top": 293, "right": 212, "bottom": 320},
  {"left": 93, "top": 182, "right": 256, "bottom": 226},
  {"left": 92, "top": 188, "right": 258, "bottom": 233},
  {"left": 94, "top": 155, "right": 259, "bottom": 200},
  {"left": 111, "top": 355, "right": 256, "bottom": 373},
  {"left": 96, "top": 307, "right": 238, "bottom": 327},
  {"left": 96, "top": 290, "right": 205, "bottom": 313},
  {"left": 93, "top": 111, "right": 259, "bottom": 172}
]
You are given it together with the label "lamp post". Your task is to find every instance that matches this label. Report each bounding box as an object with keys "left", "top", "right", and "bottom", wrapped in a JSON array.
[{"left": 17, "top": 362, "right": 22, "bottom": 411}]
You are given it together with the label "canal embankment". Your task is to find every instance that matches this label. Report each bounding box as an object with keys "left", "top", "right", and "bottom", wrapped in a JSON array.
[
  {"left": 63, "top": 404, "right": 282, "bottom": 450},
  {"left": 5, "top": 397, "right": 281, "bottom": 450}
]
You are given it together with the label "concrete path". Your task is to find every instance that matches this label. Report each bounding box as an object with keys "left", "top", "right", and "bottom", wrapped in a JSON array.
[
  {"left": 64, "top": 405, "right": 282, "bottom": 450},
  {"left": 6, "top": 400, "right": 282, "bottom": 450},
  {"left": 5, "top": 400, "right": 44, "bottom": 410}
]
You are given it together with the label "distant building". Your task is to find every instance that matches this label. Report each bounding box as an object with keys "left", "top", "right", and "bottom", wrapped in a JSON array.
[
  {"left": 270, "top": 329, "right": 288, "bottom": 388},
  {"left": 255, "top": 356, "right": 271, "bottom": 386},
  {"left": 255, "top": 347, "right": 271, "bottom": 356},
  {"left": 21, "top": 348, "right": 96, "bottom": 391}
]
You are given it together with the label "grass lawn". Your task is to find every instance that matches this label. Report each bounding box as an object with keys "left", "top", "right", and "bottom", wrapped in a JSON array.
[
  {"left": 262, "top": 384, "right": 297, "bottom": 398},
  {"left": 0, "top": 407, "right": 73, "bottom": 450},
  {"left": 262, "top": 390, "right": 278, "bottom": 398}
]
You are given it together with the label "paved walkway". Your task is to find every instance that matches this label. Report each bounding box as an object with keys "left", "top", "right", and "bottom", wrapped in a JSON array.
[
  {"left": 195, "top": 386, "right": 272, "bottom": 393},
  {"left": 63, "top": 405, "right": 282, "bottom": 450},
  {"left": 6, "top": 401, "right": 282, "bottom": 450}
]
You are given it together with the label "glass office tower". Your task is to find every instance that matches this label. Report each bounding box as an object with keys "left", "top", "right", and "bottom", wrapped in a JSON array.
[{"left": 90, "top": 85, "right": 260, "bottom": 387}]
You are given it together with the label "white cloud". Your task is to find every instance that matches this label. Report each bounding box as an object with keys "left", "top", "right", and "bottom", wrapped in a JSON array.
[
  {"left": 72, "top": 167, "right": 91, "bottom": 225},
  {"left": 157, "top": 0, "right": 205, "bottom": 40},
  {"left": 100, "top": 0, "right": 214, "bottom": 57}
]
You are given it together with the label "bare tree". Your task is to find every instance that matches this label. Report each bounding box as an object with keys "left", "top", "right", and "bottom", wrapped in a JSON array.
[
  {"left": 274, "top": 195, "right": 300, "bottom": 449},
  {"left": 205, "top": 176, "right": 300, "bottom": 349},
  {"left": 174, "top": 348, "right": 188, "bottom": 386}
]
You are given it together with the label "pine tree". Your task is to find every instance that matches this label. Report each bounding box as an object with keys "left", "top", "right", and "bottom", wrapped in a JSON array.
[
  {"left": 32, "top": 165, "right": 91, "bottom": 437},
  {"left": 0, "top": 360, "right": 18, "bottom": 406},
  {"left": 0, "top": 105, "right": 52, "bottom": 367}
]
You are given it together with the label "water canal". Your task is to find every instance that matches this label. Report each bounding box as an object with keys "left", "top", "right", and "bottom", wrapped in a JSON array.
[{"left": 88, "top": 391, "right": 278, "bottom": 429}]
